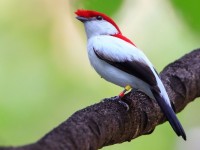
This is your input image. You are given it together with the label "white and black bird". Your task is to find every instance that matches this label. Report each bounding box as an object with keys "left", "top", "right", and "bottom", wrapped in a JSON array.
[{"left": 75, "top": 9, "right": 186, "bottom": 140}]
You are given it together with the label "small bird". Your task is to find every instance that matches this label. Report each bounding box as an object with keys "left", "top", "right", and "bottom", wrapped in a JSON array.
[{"left": 75, "top": 9, "right": 186, "bottom": 140}]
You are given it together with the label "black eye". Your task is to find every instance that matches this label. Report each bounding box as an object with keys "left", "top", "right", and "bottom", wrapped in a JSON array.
[{"left": 96, "top": 16, "right": 103, "bottom": 20}]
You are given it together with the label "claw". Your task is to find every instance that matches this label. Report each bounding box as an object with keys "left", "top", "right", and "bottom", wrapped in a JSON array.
[
  {"left": 103, "top": 96, "right": 129, "bottom": 111},
  {"left": 118, "top": 99, "right": 129, "bottom": 111},
  {"left": 101, "top": 85, "right": 132, "bottom": 111}
]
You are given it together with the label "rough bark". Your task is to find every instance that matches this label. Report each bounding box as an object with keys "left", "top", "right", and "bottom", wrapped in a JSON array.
[{"left": 1, "top": 49, "right": 200, "bottom": 150}]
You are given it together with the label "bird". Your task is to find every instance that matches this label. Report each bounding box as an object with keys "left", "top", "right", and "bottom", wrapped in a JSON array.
[{"left": 75, "top": 9, "right": 186, "bottom": 140}]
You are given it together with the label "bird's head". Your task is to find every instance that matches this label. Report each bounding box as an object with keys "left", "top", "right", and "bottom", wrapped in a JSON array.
[{"left": 75, "top": 9, "right": 121, "bottom": 39}]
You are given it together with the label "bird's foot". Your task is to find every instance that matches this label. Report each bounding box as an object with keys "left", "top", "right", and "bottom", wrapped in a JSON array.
[
  {"left": 131, "top": 88, "right": 138, "bottom": 93},
  {"left": 102, "top": 96, "right": 129, "bottom": 111}
]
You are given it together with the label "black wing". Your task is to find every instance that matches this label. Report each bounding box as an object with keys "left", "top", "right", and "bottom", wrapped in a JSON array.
[{"left": 94, "top": 48, "right": 158, "bottom": 89}]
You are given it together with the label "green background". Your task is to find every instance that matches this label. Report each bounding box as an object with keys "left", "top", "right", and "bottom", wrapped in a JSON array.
[{"left": 0, "top": 0, "right": 200, "bottom": 149}]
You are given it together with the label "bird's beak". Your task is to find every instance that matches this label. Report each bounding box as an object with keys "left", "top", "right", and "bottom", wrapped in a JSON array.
[{"left": 76, "top": 16, "right": 89, "bottom": 23}]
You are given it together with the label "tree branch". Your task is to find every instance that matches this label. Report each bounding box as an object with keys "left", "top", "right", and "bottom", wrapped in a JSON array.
[{"left": 1, "top": 49, "right": 200, "bottom": 150}]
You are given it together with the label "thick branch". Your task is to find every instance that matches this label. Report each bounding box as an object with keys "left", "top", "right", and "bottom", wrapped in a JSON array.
[{"left": 1, "top": 49, "right": 200, "bottom": 150}]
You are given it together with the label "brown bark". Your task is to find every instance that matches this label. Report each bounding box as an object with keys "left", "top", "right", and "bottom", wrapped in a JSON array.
[{"left": 1, "top": 49, "right": 200, "bottom": 150}]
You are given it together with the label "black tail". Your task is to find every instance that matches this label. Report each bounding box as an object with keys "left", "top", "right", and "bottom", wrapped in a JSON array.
[{"left": 152, "top": 89, "right": 186, "bottom": 140}]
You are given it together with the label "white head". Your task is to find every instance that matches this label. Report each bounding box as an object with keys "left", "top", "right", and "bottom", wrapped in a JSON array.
[{"left": 75, "top": 10, "right": 121, "bottom": 39}]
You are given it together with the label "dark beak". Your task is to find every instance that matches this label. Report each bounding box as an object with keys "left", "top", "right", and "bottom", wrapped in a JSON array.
[{"left": 76, "top": 16, "right": 89, "bottom": 23}]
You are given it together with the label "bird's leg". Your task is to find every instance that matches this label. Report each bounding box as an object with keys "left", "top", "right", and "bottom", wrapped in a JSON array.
[
  {"left": 119, "top": 85, "right": 132, "bottom": 98},
  {"left": 115, "top": 85, "right": 132, "bottom": 111},
  {"left": 102, "top": 85, "right": 132, "bottom": 111}
]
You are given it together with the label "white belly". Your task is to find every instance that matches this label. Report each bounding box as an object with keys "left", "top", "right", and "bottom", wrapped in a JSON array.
[
  {"left": 86, "top": 36, "right": 171, "bottom": 106},
  {"left": 87, "top": 47, "right": 154, "bottom": 98}
]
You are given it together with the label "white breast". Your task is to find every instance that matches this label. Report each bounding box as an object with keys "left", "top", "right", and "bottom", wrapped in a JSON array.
[{"left": 87, "top": 36, "right": 155, "bottom": 99}]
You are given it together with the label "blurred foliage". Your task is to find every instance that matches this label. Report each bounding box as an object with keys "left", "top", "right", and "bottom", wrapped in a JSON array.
[
  {"left": 0, "top": 1, "right": 121, "bottom": 145},
  {"left": 0, "top": 0, "right": 199, "bottom": 150},
  {"left": 170, "top": 0, "right": 200, "bottom": 36},
  {"left": 0, "top": 1, "right": 61, "bottom": 144},
  {"left": 73, "top": 0, "right": 123, "bottom": 16}
]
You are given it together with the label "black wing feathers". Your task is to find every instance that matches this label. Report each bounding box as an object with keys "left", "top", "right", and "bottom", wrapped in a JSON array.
[{"left": 94, "top": 49, "right": 157, "bottom": 87}]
